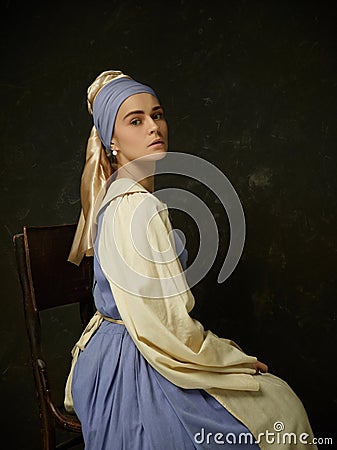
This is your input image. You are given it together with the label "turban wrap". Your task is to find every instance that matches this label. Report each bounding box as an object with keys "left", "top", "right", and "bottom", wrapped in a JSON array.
[{"left": 68, "top": 70, "right": 159, "bottom": 265}]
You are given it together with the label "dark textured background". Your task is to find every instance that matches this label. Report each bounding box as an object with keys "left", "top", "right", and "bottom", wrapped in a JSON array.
[{"left": 1, "top": 0, "right": 336, "bottom": 448}]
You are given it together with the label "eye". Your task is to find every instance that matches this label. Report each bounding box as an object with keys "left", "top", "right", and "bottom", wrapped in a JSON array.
[
  {"left": 152, "top": 111, "right": 164, "bottom": 121},
  {"left": 130, "top": 118, "right": 141, "bottom": 126}
]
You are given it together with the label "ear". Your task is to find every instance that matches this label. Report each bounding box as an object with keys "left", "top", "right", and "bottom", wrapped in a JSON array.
[{"left": 111, "top": 137, "right": 120, "bottom": 151}]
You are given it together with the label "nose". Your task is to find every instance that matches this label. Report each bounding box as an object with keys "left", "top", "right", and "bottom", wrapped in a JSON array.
[{"left": 148, "top": 117, "right": 159, "bottom": 134}]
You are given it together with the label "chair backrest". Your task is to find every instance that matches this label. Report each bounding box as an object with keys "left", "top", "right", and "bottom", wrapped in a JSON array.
[
  {"left": 22, "top": 224, "right": 93, "bottom": 311},
  {"left": 13, "top": 224, "right": 94, "bottom": 449}
]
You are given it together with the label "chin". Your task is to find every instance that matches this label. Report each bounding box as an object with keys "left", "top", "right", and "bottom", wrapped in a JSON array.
[
  {"left": 145, "top": 149, "right": 168, "bottom": 161},
  {"left": 152, "top": 150, "right": 168, "bottom": 160}
]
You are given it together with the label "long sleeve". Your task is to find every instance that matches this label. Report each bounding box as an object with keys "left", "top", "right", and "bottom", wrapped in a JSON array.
[{"left": 97, "top": 191, "right": 260, "bottom": 392}]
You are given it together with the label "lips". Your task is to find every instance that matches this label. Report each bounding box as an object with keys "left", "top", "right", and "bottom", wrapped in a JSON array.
[{"left": 149, "top": 139, "right": 164, "bottom": 147}]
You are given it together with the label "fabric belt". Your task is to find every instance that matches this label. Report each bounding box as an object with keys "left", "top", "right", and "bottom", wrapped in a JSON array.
[{"left": 100, "top": 313, "right": 125, "bottom": 325}]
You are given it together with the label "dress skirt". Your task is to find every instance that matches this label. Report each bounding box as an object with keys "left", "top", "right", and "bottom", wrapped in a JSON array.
[{"left": 72, "top": 319, "right": 259, "bottom": 449}]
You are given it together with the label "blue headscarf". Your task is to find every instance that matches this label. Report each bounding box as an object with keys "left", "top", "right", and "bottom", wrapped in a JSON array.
[{"left": 92, "top": 76, "right": 158, "bottom": 151}]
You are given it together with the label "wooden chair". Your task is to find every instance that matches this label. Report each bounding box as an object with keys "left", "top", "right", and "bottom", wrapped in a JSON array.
[{"left": 13, "top": 224, "right": 95, "bottom": 450}]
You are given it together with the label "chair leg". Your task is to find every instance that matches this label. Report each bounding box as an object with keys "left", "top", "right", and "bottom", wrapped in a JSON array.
[
  {"left": 41, "top": 426, "right": 56, "bottom": 450},
  {"left": 34, "top": 366, "right": 56, "bottom": 449}
]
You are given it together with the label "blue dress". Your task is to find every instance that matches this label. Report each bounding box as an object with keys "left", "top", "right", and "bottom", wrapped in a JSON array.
[{"left": 72, "top": 205, "right": 259, "bottom": 449}]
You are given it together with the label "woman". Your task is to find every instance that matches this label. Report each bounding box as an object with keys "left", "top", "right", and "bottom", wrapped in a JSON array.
[{"left": 64, "top": 70, "right": 316, "bottom": 449}]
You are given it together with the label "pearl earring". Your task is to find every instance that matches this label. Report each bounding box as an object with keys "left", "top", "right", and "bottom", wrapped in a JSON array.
[{"left": 111, "top": 143, "right": 118, "bottom": 157}]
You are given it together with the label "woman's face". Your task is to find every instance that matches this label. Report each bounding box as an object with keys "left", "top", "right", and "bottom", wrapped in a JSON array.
[{"left": 112, "top": 93, "right": 168, "bottom": 167}]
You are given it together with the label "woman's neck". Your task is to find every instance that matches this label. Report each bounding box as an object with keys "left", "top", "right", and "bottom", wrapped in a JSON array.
[
  {"left": 116, "top": 161, "right": 156, "bottom": 193},
  {"left": 139, "top": 175, "right": 154, "bottom": 193}
]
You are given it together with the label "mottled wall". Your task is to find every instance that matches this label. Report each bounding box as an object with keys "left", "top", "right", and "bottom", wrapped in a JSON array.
[{"left": 1, "top": 1, "right": 336, "bottom": 448}]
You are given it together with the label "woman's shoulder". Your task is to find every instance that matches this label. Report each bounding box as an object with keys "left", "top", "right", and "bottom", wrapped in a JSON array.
[
  {"left": 101, "top": 183, "right": 168, "bottom": 224},
  {"left": 99, "top": 178, "right": 165, "bottom": 215},
  {"left": 111, "top": 186, "right": 165, "bottom": 210},
  {"left": 100, "top": 191, "right": 170, "bottom": 240}
]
